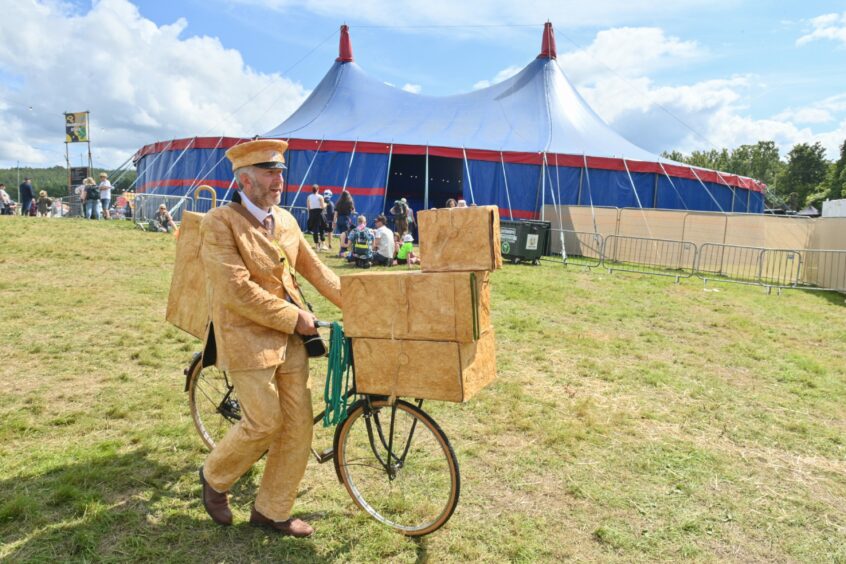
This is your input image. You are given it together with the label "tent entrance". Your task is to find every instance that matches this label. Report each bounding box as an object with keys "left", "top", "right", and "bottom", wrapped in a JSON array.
[{"left": 385, "top": 154, "right": 464, "bottom": 213}]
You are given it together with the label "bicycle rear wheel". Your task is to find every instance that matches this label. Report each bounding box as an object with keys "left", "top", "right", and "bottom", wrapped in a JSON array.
[
  {"left": 186, "top": 355, "right": 240, "bottom": 450},
  {"left": 334, "top": 398, "right": 460, "bottom": 536}
]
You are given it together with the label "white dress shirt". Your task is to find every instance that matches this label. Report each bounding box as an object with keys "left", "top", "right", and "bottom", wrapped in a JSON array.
[{"left": 240, "top": 191, "right": 274, "bottom": 234}]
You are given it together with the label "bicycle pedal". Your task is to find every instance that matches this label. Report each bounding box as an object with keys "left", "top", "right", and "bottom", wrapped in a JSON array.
[{"left": 314, "top": 448, "right": 335, "bottom": 464}]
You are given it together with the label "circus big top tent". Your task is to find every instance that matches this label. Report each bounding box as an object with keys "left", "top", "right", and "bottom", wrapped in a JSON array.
[{"left": 133, "top": 23, "right": 766, "bottom": 220}]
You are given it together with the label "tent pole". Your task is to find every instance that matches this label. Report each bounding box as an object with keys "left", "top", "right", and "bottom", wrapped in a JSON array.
[
  {"left": 576, "top": 166, "right": 584, "bottom": 206},
  {"left": 623, "top": 158, "right": 657, "bottom": 243},
  {"left": 657, "top": 161, "right": 688, "bottom": 210},
  {"left": 187, "top": 136, "right": 225, "bottom": 195},
  {"left": 462, "top": 147, "right": 475, "bottom": 204},
  {"left": 553, "top": 153, "right": 565, "bottom": 260},
  {"left": 289, "top": 138, "right": 324, "bottom": 209},
  {"left": 689, "top": 167, "right": 725, "bottom": 212},
  {"left": 424, "top": 145, "right": 429, "bottom": 210},
  {"left": 652, "top": 173, "right": 659, "bottom": 208},
  {"left": 127, "top": 138, "right": 176, "bottom": 193},
  {"left": 500, "top": 151, "right": 513, "bottom": 220},
  {"left": 382, "top": 144, "right": 394, "bottom": 215},
  {"left": 221, "top": 178, "right": 237, "bottom": 205},
  {"left": 582, "top": 154, "right": 599, "bottom": 236},
  {"left": 715, "top": 170, "right": 737, "bottom": 213},
  {"left": 342, "top": 140, "right": 358, "bottom": 191},
  {"left": 541, "top": 153, "right": 546, "bottom": 221}
]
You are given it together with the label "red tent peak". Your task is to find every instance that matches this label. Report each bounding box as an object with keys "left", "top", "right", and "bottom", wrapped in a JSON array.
[
  {"left": 538, "top": 21, "right": 557, "bottom": 59},
  {"left": 336, "top": 24, "right": 354, "bottom": 62}
]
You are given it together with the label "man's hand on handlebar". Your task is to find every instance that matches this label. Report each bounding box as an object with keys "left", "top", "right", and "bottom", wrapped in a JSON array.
[{"left": 295, "top": 309, "right": 318, "bottom": 335}]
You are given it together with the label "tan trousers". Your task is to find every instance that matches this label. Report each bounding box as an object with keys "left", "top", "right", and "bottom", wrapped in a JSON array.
[{"left": 203, "top": 340, "right": 312, "bottom": 522}]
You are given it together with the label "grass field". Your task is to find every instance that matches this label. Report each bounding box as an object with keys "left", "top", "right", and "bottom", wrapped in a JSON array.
[{"left": 1, "top": 217, "right": 845, "bottom": 562}]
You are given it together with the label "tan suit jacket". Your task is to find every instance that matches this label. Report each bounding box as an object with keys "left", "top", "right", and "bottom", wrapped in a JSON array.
[{"left": 200, "top": 203, "right": 341, "bottom": 371}]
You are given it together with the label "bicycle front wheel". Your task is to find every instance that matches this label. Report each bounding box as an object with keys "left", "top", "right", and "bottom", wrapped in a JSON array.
[
  {"left": 186, "top": 355, "right": 241, "bottom": 450},
  {"left": 334, "top": 398, "right": 460, "bottom": 536}
]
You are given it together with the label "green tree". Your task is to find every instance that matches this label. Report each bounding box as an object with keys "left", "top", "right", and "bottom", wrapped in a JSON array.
[
  {"left": 0, "top": 166, "right": 135, "bottom": 199},
  {"left": 826, "top": 139, "right": 846, "bottom": 201},
  {"left": 728, "top": 141, "right": 782, "bottom": 188},
  {"left": 774, "top": 142, "right": 829, "bottom": 210}
]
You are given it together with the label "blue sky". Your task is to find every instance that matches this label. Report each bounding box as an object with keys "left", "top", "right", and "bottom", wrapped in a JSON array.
[{"left": 1, "top": 0, "right": 845, "bottom": 168}]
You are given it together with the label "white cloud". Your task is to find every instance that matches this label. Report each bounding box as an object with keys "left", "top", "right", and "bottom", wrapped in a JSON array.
[
  {"left": 401, "top": 83, "right": 422, "bottom": 94},
  {"left": 474, "top": 25, "right": 846, "bottom": 160},
  {"left": 0, "top": 0, "right": 308, "bottom": 167},
  {"left": 797, "top": 11, "right": 846, "bottom": 46},
  {"left": 472, "top": 65, "right": 522, "bottom": 90},
  {"left": 773, "top": 107, "right": 832, "bottom": 125},
  {"left": 557, "top": 27, "right": 702, "bottom": 83}
]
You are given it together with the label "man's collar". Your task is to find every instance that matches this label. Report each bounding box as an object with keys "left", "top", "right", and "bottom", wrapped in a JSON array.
[{"left": 239, "top": 191, "right": 272, "bottom": 224}]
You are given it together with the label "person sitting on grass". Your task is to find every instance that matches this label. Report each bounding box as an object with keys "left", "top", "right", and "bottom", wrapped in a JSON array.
[
  {"left": 151, "top": 204, "right": 176, "bottom": 233},
  {"left": 347, "top": 215, "right": 374, "bottom": 268},
  {"left": 371, "top": 214, "right": 395, "bottom": 267},
  {"left": 396, "top": 233, "right": 420, "bottom": 266}
]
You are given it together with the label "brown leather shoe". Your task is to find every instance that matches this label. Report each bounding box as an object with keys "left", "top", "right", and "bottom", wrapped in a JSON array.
[
  {"left": 249, "top": 507, "right": 314, "bottom": 538},
  {"left": 199, "top": 467, "right": 232, "bottom": 526}
]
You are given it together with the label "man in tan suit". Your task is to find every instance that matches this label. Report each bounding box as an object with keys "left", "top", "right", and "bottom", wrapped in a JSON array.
[{"left": 198, "top": 139, "right": 341, "bottom": 537}]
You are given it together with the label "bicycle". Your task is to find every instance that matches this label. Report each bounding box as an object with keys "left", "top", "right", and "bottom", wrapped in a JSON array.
[{"left": 183, "top": 322, "right": 460, "bottom": 537}]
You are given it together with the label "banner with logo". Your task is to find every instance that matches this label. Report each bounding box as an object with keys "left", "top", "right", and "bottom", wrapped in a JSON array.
[{"left": 65, "top": 112, "right": 89, "bottom": 143}]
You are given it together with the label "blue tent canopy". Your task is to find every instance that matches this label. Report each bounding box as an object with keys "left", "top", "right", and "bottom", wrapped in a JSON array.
[{"left": 134, "top": 23, "right": 766, "bottom": 222}]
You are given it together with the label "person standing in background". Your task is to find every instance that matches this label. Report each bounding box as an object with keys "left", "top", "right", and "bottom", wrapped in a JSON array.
[
  {"left": 403, "top": 198, "right": 415, "bottom": 240},
  {"left": 306, "top": 184, "right": 326, "bottom": 251},
  {"left": 322, "top": 189, "right": 335, "bottom": 250},
  {"left": 98, "top": 172, "right": 112, "bottom": 219},
  {"left": 36, "top": 191, "right": 53, "bottom": 217},
  {"left": 82, "top": 177, "right": 101, "bottom": 220},
  {"left": 19, "top": 177, "right": 34, "bottom": 217},
  {"left": 334, "top": 190, "right": 355, "bottom": 258}
]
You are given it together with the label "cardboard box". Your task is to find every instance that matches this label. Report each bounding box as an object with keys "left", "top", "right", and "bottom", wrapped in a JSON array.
[
  {"left": 418, "top": 205, "right": 503, "bottom": 272},
  {"left": 166, "top": 212, "right": 208, "bottom": 339},
  {"left": 352, "top": 329, "right": 496, "bottom": 402},
  {"left": 341, "top": 270, "right": 491, "bottom": 342}
]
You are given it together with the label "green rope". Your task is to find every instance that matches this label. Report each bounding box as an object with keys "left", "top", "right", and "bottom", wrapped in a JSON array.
[{"left": 323, "top": 322, "right": 353, "bottom": 427}]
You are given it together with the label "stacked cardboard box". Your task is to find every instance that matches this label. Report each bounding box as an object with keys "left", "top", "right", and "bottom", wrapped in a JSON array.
[
  {"left": 166, "top": 211, "right": 208, "bottom": 339},
  {"left": 343, "top": 205, "right": 501, "bottom": 402}
]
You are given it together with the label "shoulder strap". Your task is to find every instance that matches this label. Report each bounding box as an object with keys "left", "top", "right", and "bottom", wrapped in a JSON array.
[{"left": 227, "top": 201, "right": 264, "bottom": 230}]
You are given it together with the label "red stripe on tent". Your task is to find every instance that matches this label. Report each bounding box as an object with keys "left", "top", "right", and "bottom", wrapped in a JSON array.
[
  {"left": 285, "top": 184, "right": 384, "bottom": 196},
  {"left": 134, "top": 137, "right": 247, "bottom": 161},
  {"left": 507, "top": 209, "right": 539, "bottom": 220},
  {"left": 137, "top": 178, "right": 233, "bottom": 192},
  {"left": 136, "top": 136, "right": 767, "bottom": 193}
]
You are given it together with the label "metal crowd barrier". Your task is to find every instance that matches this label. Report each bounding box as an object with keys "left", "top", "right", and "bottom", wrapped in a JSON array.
[
  {"left": 695, "top": 243, "right": 846, "bottom": 293},
  {"left": 603, "top": 235, "right": 697, "bottom": 282},
  {"left": 798, "top": 249, "right": 846, "bottom": 293},
  {"left": 53, "top": 196, "right": 84, "bottom": 217},
  {"left": 543, "top": 229, "right": 604, "bottom": 268}
]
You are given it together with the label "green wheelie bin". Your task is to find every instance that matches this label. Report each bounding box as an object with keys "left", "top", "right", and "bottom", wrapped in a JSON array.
[{"left": 499, "top": 220, "right": 551, "bottom": 265}]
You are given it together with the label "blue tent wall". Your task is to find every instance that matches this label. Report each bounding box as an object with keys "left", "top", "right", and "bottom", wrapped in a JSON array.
[
  {"left": 136, "top": 145, "right": 766, "bottom": 219},
  {"left": 543, "top": 165, "right": 581, "bottom": 208},
  {"left": 284, "top": 150, "right": 389, "bottom": 222},
  {"left": 463, "top": 160, "right": 542, "bottom": 218},
  {"left": 136, "top": 147, "right": 233, "bottom": 200}
]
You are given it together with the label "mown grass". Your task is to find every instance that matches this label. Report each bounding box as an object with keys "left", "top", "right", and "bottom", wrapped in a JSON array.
[{"left": 1, "top": 216, "right": 845, "bottom": 562}]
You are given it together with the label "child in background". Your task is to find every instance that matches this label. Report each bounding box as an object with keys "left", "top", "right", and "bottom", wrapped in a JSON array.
[
  {"left": 396, "top": 233, "right": 420, "bottom": 267},
  {"left": 36, "top": 191, "right": 53, "bottom": 217}
]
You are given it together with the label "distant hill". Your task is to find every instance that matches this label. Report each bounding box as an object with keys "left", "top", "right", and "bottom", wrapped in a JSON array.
[{"left": 0, "top": 166, "right": 137, "bottom": 199}]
